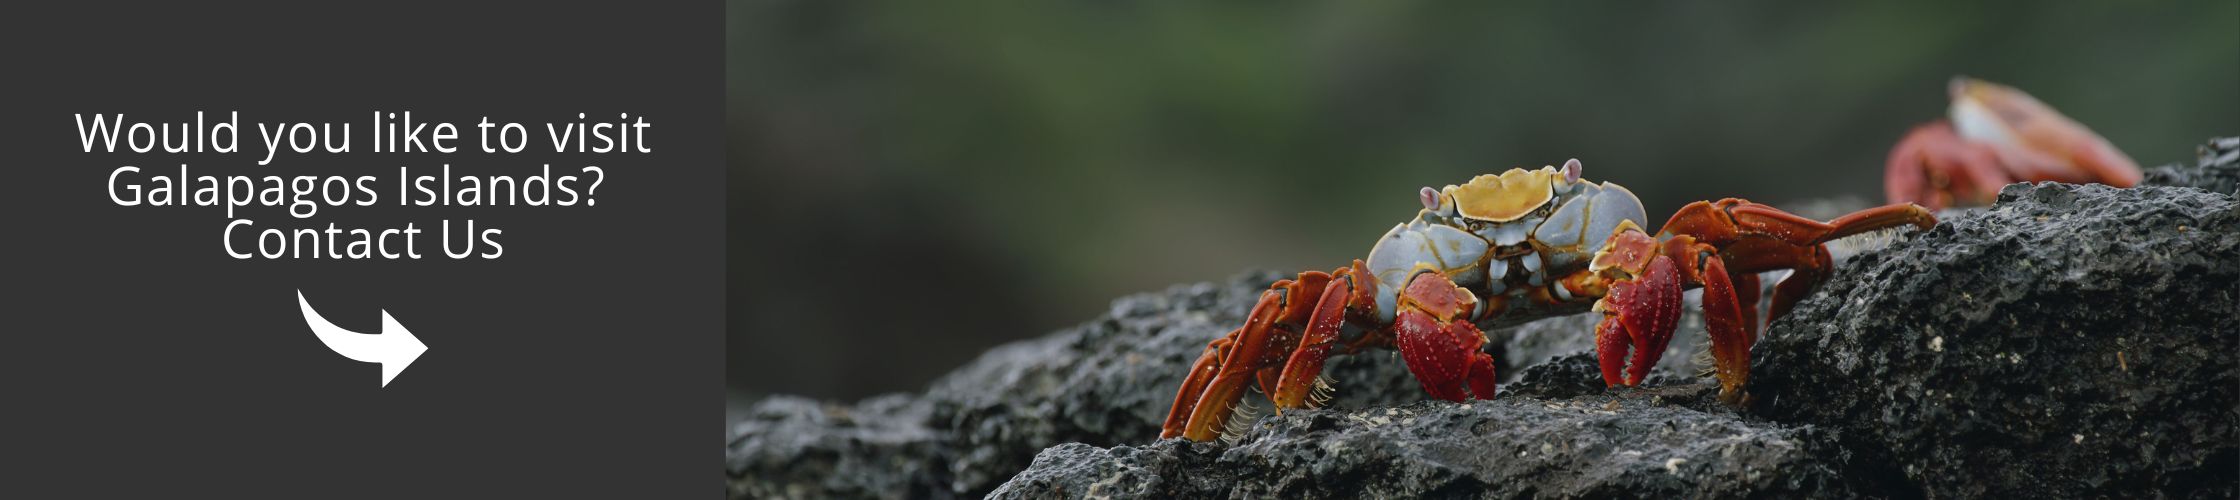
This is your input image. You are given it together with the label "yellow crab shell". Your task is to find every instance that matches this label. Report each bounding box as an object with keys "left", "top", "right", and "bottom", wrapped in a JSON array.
[{"left": 1444, "top": 167, "right": 1559, "bottom": 222}]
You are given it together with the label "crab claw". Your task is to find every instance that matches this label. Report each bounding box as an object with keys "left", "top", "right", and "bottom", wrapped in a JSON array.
[
  {"left": 1592, "top": 254, "right": 1681, "bottom": 387},
  {"left": 1391, "top": 271, "right": 1497, "bottom": 401}
]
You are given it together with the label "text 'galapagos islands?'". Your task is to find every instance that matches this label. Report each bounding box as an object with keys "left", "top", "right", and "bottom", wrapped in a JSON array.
[{"left": 80, "top": 111, "right": 648, "bottom": 260}]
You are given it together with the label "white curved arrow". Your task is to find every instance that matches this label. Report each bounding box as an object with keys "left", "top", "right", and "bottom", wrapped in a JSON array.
[{"left": 298, "top": 290, "right": 428, "bottom": 387}]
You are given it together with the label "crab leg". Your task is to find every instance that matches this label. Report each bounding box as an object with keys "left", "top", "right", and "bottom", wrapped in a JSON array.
[
  {"left": 1729, "top": 269, "right": 1761, "bottom": 345},
  {"left": 1175, "top": 290, "right": 1295, "bottom": 441},
  {"left": 1162, "top": 263, "right": 1385, "bottom": 441},
  {"left": 1160, "top": 335, "right": 1229, "bottom": 438},
  {"left": 1160, "top": 293, "right": 1275, "bottom": 440},
  {"left": 1267, "top": 261, "right": 1381, "bottom": 409},
  {"left": 1270, "top": 275, "right": 1356, "bottom": 409},
  {"left": 1661, "top": 235, "right": 1757, "bottom": 402},
  {"left": 1632, "top": 199, "right": 1934, "bottom": 400},
  {"left": 1765, "top": 246, "right": 1833, "bottom": 327},
  {"left": 1696, "top": 256, "right": 1754, "bottom": 402},
  {"left": 1813, "top": 203, "right": 1940, "bottom": 243},
  {"left": 1662, "top": 199, "right": 1933, "bottom": 248},
  {"left": 1718, "top": 201, "right": 1930, "bottom": 322}
]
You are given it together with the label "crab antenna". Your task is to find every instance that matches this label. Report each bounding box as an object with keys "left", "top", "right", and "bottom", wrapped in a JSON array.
[
  {"left": 1563, "top": 158, "right": 1583, "bottom": 183},
  {"left": 1419, "top": 187, "right": 1441, "bottom": 210}
]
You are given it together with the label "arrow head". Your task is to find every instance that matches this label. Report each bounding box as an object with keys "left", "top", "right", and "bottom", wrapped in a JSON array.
[
  {"left": 378, "top": 310, "right": 428, "bottom": 387},
  {"left": 301, "top": 290, "right": 431, "bottom": 388}
]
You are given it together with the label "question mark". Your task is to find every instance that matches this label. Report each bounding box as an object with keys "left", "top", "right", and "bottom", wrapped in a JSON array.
[{"left": 582, "top": 166, "right": 605, "bottom": 206}]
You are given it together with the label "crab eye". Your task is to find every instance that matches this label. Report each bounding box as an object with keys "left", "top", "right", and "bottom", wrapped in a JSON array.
[
  {"left": 1563, "top": 158, "right": 1582, "bottom": 183},
  {"left": 1419, "top": 186, "right": 1441, "bottom": 210}
]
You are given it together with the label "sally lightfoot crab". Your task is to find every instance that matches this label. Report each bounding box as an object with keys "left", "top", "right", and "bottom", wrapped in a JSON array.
[
  {"left": 1161, "top": 160, "right": 1937, "bottom": 442},
  {"left": 1885, "top": 77, "right": 2142, "bottom": 210}
]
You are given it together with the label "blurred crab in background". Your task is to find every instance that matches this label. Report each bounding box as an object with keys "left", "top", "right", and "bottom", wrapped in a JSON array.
[
  {"left": 1161, "top": 159, "right": 1937, "bottom": 442},
  {"left": 1885, "top": 77, "right": 2143, "bottom": 210}
]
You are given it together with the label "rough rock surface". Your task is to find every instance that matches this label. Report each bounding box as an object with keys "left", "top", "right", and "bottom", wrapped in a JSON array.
[
  {"left": 724, "top": 395, "right": 942, "bottom": 498},
  {"left": 727, "top": 271, "right": 1718, "bottom": 498},
  {"left": 983, "top": 354, "right": 1902, "bottom": 499},
  {"left": 727, "top": 273, "right": 1420, "bottom": 498},
  {"left": 1748, "top": 181, "right": 2239, "bottom": 497},
  {"left": 2141, "top": 136, "right": 2240, "bottom": 195},
  {"left": 988, "top": 388, "right": 1879, "bottom": 499}
]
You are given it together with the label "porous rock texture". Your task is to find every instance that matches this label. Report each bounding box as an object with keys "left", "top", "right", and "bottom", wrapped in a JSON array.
[
  {"left": 726, "top": 272, "right": 1713, "bottom": 498},
  {"left": 989, "top": 355, "right": 1894, "bottom": 499},
  {"left": 1749, "top": 180, "right": 2238, "bottom": 497},
  {"left": 2142, "top": 136, "right": 2239, "bottom": 195},
  {"left": 728, "top": 272, "right": 1409, "bottom": 498}
]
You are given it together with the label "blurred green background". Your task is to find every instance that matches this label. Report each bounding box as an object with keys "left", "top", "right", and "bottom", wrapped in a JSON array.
[{"left": 728, "top": 0, "right": 2238, "bottom": 402}]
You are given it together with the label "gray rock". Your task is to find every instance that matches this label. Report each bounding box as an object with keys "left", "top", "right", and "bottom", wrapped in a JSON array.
[
  {"left": 989, "top": 380, "right": 1881, "bottom": 499},
  {"left": 724, "top": 395, "right": 942, "bottom": 498},
  {"left": 728, "top": 272, "right": 1436, "bottom": 498},
  {"left": 1747, "top": 181, "right": 2240, "bottom": 498},
  {"left": 2141, "top": 136, "right": 2240, "bottom": 195},
  {"left": 1503, "top": 351, "right": 1612, "bottom": 400},
  {"left": 921, "top": 273, "right": 1440, "bottom": 495},
  {"left": 1496, "top": 310, "right": 1703, "bottom": 387},
  {"left": 727, "top": 269, "right": 1726, "bottom": 498}
]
